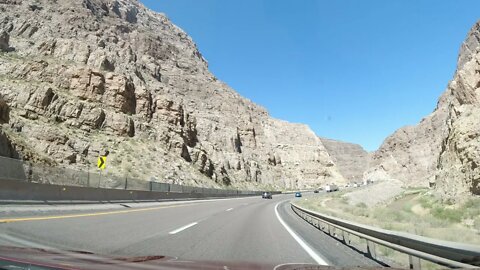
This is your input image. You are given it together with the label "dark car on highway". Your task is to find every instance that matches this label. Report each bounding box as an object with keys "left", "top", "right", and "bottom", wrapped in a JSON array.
[
  {"left": 262, "top": 192, "right": 272, "bottom": 199},
  {"left": 295, "top": 192, "right": 302, "bottom": 197},
  {"left": 314, "top": 189, "right": 320, "bottom": 193}
]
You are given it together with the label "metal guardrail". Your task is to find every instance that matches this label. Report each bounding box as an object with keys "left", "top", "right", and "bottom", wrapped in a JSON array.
[{"left": 291, "top": 203, "right": 480, "bottom": 269}]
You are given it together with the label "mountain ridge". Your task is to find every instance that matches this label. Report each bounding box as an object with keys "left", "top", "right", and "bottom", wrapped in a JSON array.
[
  {"left": 1, "top": 0, "right": 478, "bottom": 197},
  {"left": 0, "top": 0, "right": 347, "bottom": 189}
]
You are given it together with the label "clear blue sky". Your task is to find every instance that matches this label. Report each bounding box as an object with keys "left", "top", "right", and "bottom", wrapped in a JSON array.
[{"left": 141, "top": 0, "right": 480, "bottom": 151}]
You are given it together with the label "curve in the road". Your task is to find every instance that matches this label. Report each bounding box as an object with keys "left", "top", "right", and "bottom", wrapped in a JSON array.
[
  {"left": 274, "top": 201, "right": 329, "bottom": 265},
  {"left": 0, "top": 194, "right": 380, "bottom": 267}
]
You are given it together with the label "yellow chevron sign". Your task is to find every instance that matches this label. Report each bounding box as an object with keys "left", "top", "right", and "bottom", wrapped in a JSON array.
[{"left": 97, "top": 156, "right": 106, "bottom": 170}]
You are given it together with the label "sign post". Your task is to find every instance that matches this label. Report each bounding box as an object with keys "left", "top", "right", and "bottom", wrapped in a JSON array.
[
  {"left": 97, "top": 156, "right": 106, "bottom": 170},
  {"left": 97, "top": 156, "right": 106, "bottom": 188}
]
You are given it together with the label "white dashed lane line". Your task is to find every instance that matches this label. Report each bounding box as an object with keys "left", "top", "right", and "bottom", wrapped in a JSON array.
[{"left": 168, "top": 222, "right": 199, "bottom": 235}]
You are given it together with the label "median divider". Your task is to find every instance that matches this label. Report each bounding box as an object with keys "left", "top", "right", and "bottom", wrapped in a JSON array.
[
  {"left": 291, "top": 202, "right": 480, "bottom": 269},
  {"left": 0, "top": 156, "right": 286, "bottom": 203},
  {"left": 0, "top": 178, "right": 270, "bottom": 204}
]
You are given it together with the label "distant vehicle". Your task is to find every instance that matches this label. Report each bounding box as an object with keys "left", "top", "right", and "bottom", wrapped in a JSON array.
[
  {"left": 353, "top": 183, "right": 359, "bottom": 188},
  {"left": 262, "top": 192, "right": 272, "bottom": 199},
  {"left": 295, "top": 192, "right": 302, "bottom": 197},
  {"left": 325, "top": 184, "right": 339, "bottom": 193},
  {"left": 363, "top": 179, "right": 374, "bottom": 185},
  {"left": 313, "top": 189, "right": 320, "bottom": 193}
]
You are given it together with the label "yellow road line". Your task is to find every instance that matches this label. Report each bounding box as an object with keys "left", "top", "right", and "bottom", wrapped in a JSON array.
[{"left": 0, "top": 204, "right": 192, "bottom": 224}]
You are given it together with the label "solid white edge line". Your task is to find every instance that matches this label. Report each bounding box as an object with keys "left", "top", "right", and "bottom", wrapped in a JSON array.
[
  {"left": 226, "top": 208, "right": 234, "bottom": 211},
  {"left": 168, "top": 222, "right": 198, "bottom": 234},
  {"left": 274, "top": 202, "right": 329, "bottom": 266}
]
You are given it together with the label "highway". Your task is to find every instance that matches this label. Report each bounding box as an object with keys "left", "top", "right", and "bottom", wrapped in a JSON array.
[{"left": 0, "top": 193, "right": 380, "bottom": 267}]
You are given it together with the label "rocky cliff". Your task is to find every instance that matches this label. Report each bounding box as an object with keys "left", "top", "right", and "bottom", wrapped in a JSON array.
[
  {"left": 0, "top": 0, "right": 345, "bottom": 189},
  {"left": 435, "top": 21, "right": 480, "bottom": 197},
  {"left": 365, "top": 21, "right": 480, "bottom": 197},
  {"left": 319, "top": 137, "right": 369, "bottom": 182},
  {"left": 364, "top": 108, "right": 449, "bottom": 187},
  {"left": 0, "top": 96, "right": 18, "bottom": 158}
]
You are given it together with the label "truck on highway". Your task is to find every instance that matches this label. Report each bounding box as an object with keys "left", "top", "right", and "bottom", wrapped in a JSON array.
[{"left": 325, "top": 184, "right": 339, "bottom": 193}]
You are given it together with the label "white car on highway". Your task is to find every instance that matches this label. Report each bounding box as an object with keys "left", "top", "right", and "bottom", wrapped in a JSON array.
[{"left": 325, "top": 184, "right": 339, "bottom": 193}]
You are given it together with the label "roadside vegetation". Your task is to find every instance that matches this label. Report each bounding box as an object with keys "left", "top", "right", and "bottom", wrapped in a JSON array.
[{"left": 296, "top": 187, "right": 480, "bottom": 269}]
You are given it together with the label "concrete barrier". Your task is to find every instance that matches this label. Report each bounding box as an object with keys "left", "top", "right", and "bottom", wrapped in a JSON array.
[
  {"left": 0, "top": 158, "right": 27, "bottom": 181},
  {"left": 0, "top": 179, "right": 258, "bottom": 203}
]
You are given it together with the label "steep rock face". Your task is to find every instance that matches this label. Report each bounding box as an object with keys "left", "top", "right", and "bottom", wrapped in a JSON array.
[
  {"left": 364, "top": 107, "right": 449, "bottom": 187},
  {"left": 319, "top": 137, "right": 369, "bottom": 182},
  {"left": 0, "top": 30, "right": 8, "bottom": 51},
  {"left": 365, "top": 21, "right": 480, "bottom": 197},
  {"left": 435, "top": 22, "right": 480, "bottom": 197},
  {"left": 0, "top": 96, "right": 8, "bottom": 124},
  {"left": 0, "top": 96, "right": 18, "bottom": 158},
  {"left": 0, "top": 0, "right": 344, "bottom": 188}
]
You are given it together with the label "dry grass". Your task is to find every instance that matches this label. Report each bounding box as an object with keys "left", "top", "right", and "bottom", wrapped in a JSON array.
[{"left": 297, "top": 188, "right": 480, "bottom": 269}]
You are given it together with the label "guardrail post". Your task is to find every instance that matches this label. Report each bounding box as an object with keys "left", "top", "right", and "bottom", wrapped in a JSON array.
[
  {"left": 343, "top": 231, "right": 350, "bottom": 244},
  {"left": 87, "top": 167, "right": 90, "bottom": 187},
  {"left": 409, "top": 255, "right": 421, "bottom": 270},
  {"left": 367, "top": 240, "right": 376, "bottom": 259}
]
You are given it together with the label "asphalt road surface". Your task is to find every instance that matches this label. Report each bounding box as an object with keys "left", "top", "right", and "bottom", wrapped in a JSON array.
[{"left": 0, "top": 193, "right": 380, "bottom": 267}]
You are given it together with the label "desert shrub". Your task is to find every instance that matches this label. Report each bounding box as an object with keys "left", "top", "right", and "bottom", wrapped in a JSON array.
[
  {"left": 461, "top": 198, "right": 480, "bottom": 219},
  {"left": 393, "top": 211, "right": 407, "bottom": 222},
  {"left": 356, "top": 202, "right": 367, "bottom": 208},
  {"left": 374, "top": 208, "right": 408, "bottom": 223},
  {"left": 111, "top": 157, "right": 122, "bottom": 166},
  {"left": 444, "top": 198, "right": 455, "bottom": 206},
  {"left": 355, "top": 208, "right": 369, "bottom": 217},
  {"left": 418, "top": 195, "right": 435, "bottom": 209},
  {"left": 402, "top": 201, "right": 413, "bottom": 212},
  {"left": 124, "top": 163, "right": 133, "bottom": 173},
  {"left": 431, "top": 207, "right": 462, "bottom": 223},
  {"left": 473, "top": 217, "right": 480, "bottom": 231}
]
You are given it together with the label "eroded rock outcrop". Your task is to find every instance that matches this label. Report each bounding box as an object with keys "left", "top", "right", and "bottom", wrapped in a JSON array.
[
  {"left": 365, "top": 21, "right": 480, "bottom": 198},
  {"left": 435, "top": 22, "right": 480, "bottom": 197},
  {"left": 364, "top": 107, "right": 449, "bottom": 187},
  {"left": 0, "top": 30, "right": 9, "bottom": 51},
  {"left": 0, "top": 97, "right": 9, "bottom": 124},
  {"left": 319, "top": 137, "right": 369, "bottom": 182},
  {"left": 0, "top": 96, "right": 16, "bottom": 158},
  {"left": 0, "top": 0, "right": 344, "bottom": 189}
]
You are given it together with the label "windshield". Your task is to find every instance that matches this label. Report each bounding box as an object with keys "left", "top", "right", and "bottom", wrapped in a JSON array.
[{"left": 0, "top": 1, "right": 479, "bottom": 270}]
